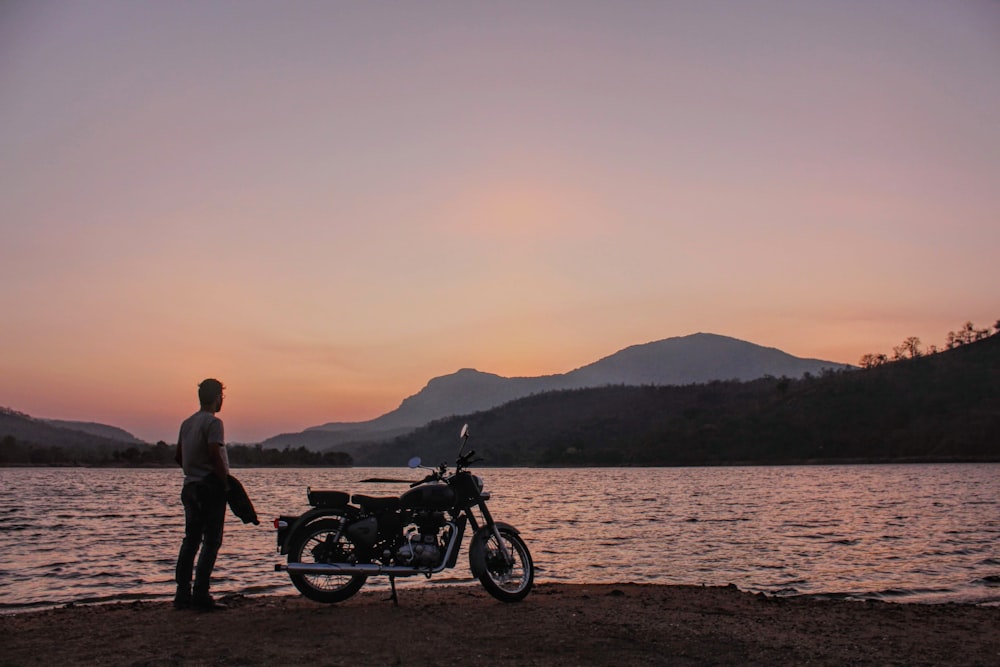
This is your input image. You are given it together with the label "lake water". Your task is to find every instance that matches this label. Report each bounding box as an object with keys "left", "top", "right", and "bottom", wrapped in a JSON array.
[{"left": 1, "top": 464, "right": 999, "bottom": 612}]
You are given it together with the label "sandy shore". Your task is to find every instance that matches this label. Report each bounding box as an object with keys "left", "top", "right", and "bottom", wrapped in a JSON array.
[{"left": 2, "top": 584, "right": 999, "bottom": 666}]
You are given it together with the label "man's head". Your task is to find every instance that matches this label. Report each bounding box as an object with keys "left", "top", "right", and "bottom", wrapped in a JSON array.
[{"left": 198, "top": 378, "right": 225, "bottom": 411}]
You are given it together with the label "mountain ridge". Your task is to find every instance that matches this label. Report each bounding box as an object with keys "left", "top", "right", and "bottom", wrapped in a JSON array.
[
  {"left": 42, "top": 419, "right": 144, "bottom": 444},
  {"left": 353, "top": 332, "right": 1000, "bottom": 466},
  {"left": 0, "top": 408, "right": 144, "bottom": 460},
  {"left": 262, "top": 332, "right": 851, "bottom": 450}
]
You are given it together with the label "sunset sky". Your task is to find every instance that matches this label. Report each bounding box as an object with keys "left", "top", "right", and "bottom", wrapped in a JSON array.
[{"left": 2, "top": 1, "right": 997, "bottom": 443}]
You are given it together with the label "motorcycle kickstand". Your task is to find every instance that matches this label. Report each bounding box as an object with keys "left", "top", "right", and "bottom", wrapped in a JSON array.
[{"left": 386, "top": 575, "right": 399, "bottom": 606}]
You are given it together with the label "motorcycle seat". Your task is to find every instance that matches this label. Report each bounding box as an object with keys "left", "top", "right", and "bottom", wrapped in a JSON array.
[
  {"left": 307, "top": 489, "right": 350, "bottom": 508},
  {"left": 351, "top": 494, "right": 400, "bottom": 511}
]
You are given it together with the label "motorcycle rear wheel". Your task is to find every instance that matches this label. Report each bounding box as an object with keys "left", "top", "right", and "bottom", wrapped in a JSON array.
[
  {"left": 287, "top": 518, "right": 367, "bottom": 603},
  {"left": 471, "top": 526, "right": 534, "bottom": 602}
]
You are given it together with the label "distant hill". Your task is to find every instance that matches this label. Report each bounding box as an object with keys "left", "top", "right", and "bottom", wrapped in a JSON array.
[
  {"left": 0, "top": 408, "right": 353, "bottom": 467},
  {"left": 263, "top": 333, "right": 850, "bottom": 450},
  {"left": 359, "top": 333, "right": 1000, "bottom": 466},
  {"left": 42, "top": 420, "right": 143, "bottom": 444},
  {"left": 0, "top": 408, "right": 142, "bottom": 464}
]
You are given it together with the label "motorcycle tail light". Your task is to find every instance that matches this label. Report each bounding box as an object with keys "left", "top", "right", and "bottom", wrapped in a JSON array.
[{"left": 274, "top": 518, "right": 288, "bottom": 530}]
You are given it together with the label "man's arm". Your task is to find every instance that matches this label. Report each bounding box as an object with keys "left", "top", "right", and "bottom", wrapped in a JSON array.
[{"left": 174, "top": 439, "right": 183, "bottom": 467}]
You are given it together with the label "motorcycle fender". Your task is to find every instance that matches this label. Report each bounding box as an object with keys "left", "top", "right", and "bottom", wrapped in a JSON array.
[
  {"left": 469, "top": 521, "right": 519, "bottom": 579},
  {"left": 280, "top": 508, "right": 354, "bottom": 555}
]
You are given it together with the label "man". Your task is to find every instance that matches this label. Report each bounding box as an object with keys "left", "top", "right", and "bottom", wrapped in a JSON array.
[{"left": 174, "top": 378, "right": 229, "bottom": 611}]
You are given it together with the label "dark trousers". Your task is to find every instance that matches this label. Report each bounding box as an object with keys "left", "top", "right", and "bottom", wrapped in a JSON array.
[{"left": 175, "top": 476, "right": 227, "bottom": 598}]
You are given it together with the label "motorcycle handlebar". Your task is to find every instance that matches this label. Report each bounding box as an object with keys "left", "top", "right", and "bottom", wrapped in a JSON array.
[
  {"left": 410, "top": 472, "right": 437, "bottom": 487},
  {"left": 409, "top": 447, "right": 481, "bottom": 485}
]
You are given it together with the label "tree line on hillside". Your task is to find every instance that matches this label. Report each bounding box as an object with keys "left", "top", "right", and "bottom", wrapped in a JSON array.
[
  {"left": 859, "top": 319, "right": 999, "bottom": 368},
  {"left": 0, "top": 437, "right": 352, "bottom": 467}
]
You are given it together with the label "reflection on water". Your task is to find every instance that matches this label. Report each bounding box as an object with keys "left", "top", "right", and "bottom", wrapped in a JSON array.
[{"left": 1, "top": 464, "right": 998, "bottom": 611}]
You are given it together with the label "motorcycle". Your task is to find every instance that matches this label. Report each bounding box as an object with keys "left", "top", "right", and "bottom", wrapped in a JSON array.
[{"left": 274, "top": 424, "right": 533, "bottom": 604}]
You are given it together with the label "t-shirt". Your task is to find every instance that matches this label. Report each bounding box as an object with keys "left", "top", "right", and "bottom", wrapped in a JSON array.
[{"left": 178, "top": 410, "right": 228, "bottom": 485}]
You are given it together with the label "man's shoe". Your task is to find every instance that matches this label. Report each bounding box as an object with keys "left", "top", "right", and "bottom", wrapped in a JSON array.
[
  {"left": 191, "top": 595, "right": 227, "bottom": 612},
  {"left": 173, "top": 589, "right": 192, "bottom": 610}
]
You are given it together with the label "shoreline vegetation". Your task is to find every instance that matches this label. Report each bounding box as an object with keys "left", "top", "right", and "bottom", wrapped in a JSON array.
[
  {"left": 2, "top": 453, "right": 1000, "bottom": 469},
  {"left": 0, "top": 440, "right": 355, "bottom": 468},
  {"left": 2, "top": 584, "right": 999, "bottom": 665}
]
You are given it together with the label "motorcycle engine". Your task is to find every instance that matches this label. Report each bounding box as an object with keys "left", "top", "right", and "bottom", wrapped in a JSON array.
[{"left": 395, "top": 511, "right": 445, "bottom": 567}]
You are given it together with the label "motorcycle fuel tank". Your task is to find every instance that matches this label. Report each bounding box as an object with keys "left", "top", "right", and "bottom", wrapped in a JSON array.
[{"left": 400, "top": 483, "right": 455, "bottom": 510}]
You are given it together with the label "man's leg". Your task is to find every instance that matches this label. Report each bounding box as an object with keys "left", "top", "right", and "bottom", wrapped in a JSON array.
[
  {"left": 192, "top": 479, "right": 227, "bottom": 607},
  {"left": 174, "top": 483, "right": 203, "bottom": 608}
]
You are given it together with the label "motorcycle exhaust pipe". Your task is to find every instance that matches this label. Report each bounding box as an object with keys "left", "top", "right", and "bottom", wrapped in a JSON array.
[{"left": 277, "top": 562, "right": 434, "bottom": 576}]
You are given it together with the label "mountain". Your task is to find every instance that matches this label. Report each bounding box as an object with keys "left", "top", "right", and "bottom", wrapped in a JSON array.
[
  {"left": 354, "top": 332, "right": 1000, "bottom": 466},
  {"left": 262, "top": 333, "right": 850, "bottom": 450},
  {"left": 563, "top": 333, "right": 846, "bottom": 386},
  {"left": 42, "top": 420, "right": 144, "bottom": 443},
  {"left": 1, "top": 408, "right": 143, "bottom": 463}
]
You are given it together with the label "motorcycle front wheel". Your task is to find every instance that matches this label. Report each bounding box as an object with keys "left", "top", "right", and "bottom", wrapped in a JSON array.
[
  {"left": 287, "top": 518, "right": 367, "bottom": 603},
  {"left": 470, "top": 526, "right": 534, "bottom": 602}
]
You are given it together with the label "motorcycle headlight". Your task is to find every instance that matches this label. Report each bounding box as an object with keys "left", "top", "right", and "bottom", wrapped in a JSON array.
[{"left": 473, "top": 475, "right": 484, "bottom": 493}]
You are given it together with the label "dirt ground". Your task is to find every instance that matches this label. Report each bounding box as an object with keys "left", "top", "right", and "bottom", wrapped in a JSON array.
[{"left": 2, "top": 584, "right": 999, "bottom": 666}]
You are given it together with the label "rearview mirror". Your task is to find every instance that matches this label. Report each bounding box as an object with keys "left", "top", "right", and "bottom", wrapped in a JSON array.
[
  {"left": 408, "top": 456, "right": 422, "bottom": 469},
  {"left": 460, "top": 424, "right": 469, "bottom": 439}
]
